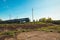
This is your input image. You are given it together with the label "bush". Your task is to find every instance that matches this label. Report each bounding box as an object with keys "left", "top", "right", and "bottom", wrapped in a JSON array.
[{"left": 3, "top": 31, "right": 16, "bottom": 36}]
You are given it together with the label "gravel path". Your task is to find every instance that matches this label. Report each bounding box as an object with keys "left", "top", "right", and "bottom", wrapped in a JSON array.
[{"left": 17, "top": 31, "right": 60, "bottom": 40}]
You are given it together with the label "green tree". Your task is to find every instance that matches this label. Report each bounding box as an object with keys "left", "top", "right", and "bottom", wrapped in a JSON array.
[
  {"left": 39, "top": 18, "right": 46, "bottom": 23},
  {"left": 46, "top": 18, "right": 52, "bottom": 23}
]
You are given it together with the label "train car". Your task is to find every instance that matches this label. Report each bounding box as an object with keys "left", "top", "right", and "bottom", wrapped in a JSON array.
[
  {"left": 52, "top": 20, "right": 60, "bottom": 24},
  {"left": 0, "top": 18, "right": 30, "bottom": 24}
]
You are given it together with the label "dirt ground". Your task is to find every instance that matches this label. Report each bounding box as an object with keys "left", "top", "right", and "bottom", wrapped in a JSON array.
[{"left": 5, "top": 31, "right": 60, "bottom": 40}]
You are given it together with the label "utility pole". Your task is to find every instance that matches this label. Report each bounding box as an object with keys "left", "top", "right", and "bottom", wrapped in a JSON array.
[{"left": 32, "top": 8, "right": 34, "bottom": 22}]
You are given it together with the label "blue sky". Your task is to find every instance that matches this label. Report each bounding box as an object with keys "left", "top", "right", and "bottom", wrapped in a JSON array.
[{"left": 0, "top": 0, "right": 60, "bottom": 20}]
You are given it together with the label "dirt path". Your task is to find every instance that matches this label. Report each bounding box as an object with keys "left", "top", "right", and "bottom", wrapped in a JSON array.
[{"left": 17, "top": 31, "right": 60, "bottom": 40}]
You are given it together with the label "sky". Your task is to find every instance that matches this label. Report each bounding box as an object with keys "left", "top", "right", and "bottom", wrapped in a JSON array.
[{"left": 0, "top": 0, "right": 60, "bottom": 20}]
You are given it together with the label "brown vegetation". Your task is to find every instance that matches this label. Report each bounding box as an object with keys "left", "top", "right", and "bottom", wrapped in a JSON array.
[{"left": 0, "top": 23, "right": 60, "bottom": 40}]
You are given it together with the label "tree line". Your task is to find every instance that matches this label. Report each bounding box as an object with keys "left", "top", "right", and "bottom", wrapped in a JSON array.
[{"left": 33, "top": 17, "right": 60, "bottom": 24}]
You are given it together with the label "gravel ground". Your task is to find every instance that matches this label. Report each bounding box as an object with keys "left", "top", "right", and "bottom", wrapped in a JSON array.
[
  {"left": 1, "top": 31, "right": 60, "bottom": 40},
  {"left": 16, "top": 31, "right": 60, "bottom": 40}
]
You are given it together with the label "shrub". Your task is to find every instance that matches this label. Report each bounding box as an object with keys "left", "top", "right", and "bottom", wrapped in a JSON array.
[{"left": 3, "top": 31, "right": 16, "bottom": 36}]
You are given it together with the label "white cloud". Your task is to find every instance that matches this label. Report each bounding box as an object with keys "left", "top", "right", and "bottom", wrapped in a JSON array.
[{"left": 31, "top": 0, "right": 60, "bottom": 20}]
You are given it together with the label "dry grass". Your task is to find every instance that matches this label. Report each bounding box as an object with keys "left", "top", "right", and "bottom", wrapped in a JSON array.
[
  {"left": 5, "top": 31, "right": 60, "bottom": 40},
  {"left": 0, "top": 23, "right": 60, "bottom": 40}
]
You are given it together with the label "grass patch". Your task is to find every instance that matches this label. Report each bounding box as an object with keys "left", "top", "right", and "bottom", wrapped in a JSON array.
[{"left": 36, "top": 25, "right": 60, "bottom": 33}]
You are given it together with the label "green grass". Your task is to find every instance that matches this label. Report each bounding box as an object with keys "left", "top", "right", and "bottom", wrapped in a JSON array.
[
  {"left": 36, "top": 25, "right": 60, "bottom": 32},
  {"left": 0, "top": 25, "right": 60, "bottom": 37},
  {"left": 0, "top": 22, "right": 60, "bottom": 37},
  {"left": 0, "top": 29, "right": 32, "bottom": 37},
  {"left": 0, "top": 31, "right": 17, "bottom": 37}
]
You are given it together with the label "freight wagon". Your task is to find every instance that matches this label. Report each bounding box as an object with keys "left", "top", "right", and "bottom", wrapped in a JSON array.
[{"left": 0, "top": 18, "right": 30, "bottom": 24}]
